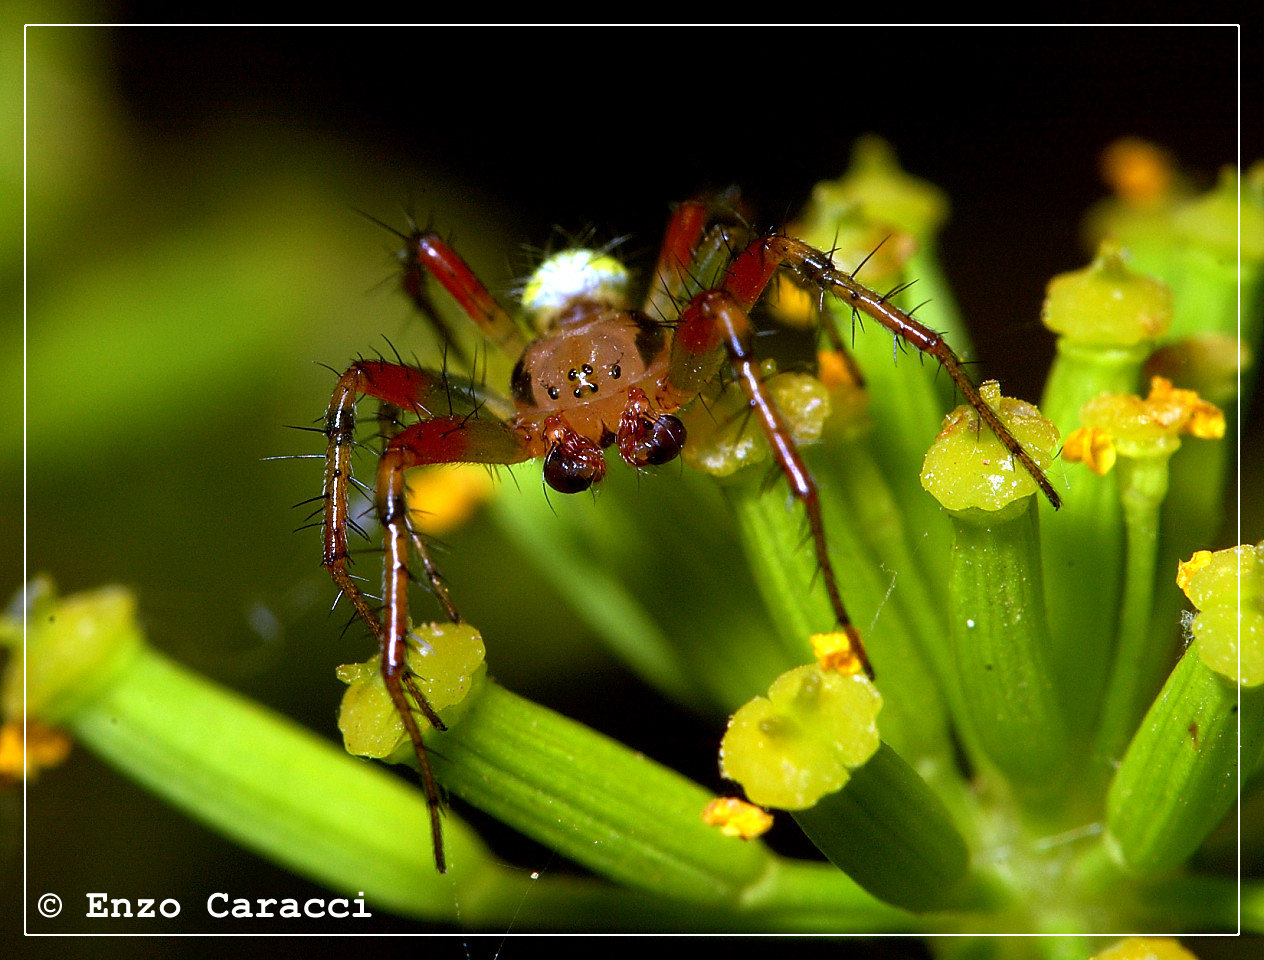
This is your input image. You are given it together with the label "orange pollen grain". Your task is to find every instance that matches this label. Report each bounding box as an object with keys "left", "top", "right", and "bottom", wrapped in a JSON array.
[
  {"left": 702, "top": 797, "right": 774, "bottom": 839},
  {"left": 1062, "top": 427, "right": 1117, "bottom": 476},
  {"left": 811, "top": 631, "right": 865, "bottom": 675}
]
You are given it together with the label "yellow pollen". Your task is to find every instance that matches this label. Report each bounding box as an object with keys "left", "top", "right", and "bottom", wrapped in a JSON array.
[
  {"left": 1144, "top": 376, "right": 1226, "bottom": 437},
  {"left": 1101, "top": 138, "right": 1175, "bottom": 209},
  {"left": 1062, "top": 426, "right": 1118, "bottom": 476},
  {"left": 0, "top": 719, "right": 72, "bottom": 781},
  {"left": 1176, "top": 550, "right": 1215, "bottom": 599},
  {"left": 811, "top": 631, "right": 865, "bottom": 675},
  {"left": 701, "top": 796, "right": 774, "bottom": 839}
]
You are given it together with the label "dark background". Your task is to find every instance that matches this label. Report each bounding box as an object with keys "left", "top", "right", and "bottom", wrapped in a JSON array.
[
  {"left": 12, "top": 19, "right": 1253, "bottom": 958},
  {"left": 108, "top": 23, "right": 1247, "bottom": 401}
]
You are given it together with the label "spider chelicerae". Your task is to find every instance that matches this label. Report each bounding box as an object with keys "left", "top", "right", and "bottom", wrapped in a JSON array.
[{"left": 317, "top": 194, "right": 1061, "bottom": 872}]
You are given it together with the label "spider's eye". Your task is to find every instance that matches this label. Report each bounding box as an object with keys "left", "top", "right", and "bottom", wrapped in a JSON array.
[
  {"left": 543, "top": 445, "right": 600, "bottom": 493},
  {"left": 630, "top": 414, "right": 687, "bottom": 467}
]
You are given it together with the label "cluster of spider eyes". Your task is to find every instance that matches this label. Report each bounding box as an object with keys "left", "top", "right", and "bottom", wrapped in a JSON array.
[{"left": 546, "top": 362, "right": 623, "bottom": 401}]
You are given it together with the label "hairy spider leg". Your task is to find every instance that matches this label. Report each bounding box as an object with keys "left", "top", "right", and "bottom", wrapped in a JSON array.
[
  {"left": 646, "top": 199, "right": 710, "bottom": 307},
  {"left": 654, "top": 199, "right": 876, "bottom": 396},
  {"left": 323, "top": 358, "right": 532, "bottom": 872},
  {"left": 670, "top": 231, "right": 1063, "bottom": 680},
  {"left": 673, "top": 286, "right": 875, "bottom": 680},
  {"left": 643, "top": 196, "right": 751, "bottom": 323},
  {"left": 398, "top": 228, "right": 528, "bottom": 357},
  {"left": 726, "top": 235, "right": 1062, "bottom": 510}
]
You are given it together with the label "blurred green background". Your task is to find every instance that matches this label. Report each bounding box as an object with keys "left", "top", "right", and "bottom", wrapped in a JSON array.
[{"left": 8, "top": 13, "right": 1253, "bottom": 952}]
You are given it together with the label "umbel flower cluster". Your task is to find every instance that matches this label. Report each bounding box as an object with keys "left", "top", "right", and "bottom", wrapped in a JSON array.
[{"left": 8, "top": 138, "right": 1261, "bottom": 956}]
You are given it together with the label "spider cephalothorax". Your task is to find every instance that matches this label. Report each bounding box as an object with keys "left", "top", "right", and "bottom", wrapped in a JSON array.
[
  {"left": 318, "top": 197, "right": 1060, "bottom": 872},
  {"left": 507, "top": 248, "right": 689, "bottom": 492}
]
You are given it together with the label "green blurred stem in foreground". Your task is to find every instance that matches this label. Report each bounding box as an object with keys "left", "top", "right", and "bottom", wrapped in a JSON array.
[{"left": 8, "top": 578, "right": 913, "bottom": 931}]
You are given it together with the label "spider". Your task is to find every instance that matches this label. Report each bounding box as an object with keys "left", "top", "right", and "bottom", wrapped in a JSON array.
[{"left": 318, "top": 195, "right": 1061, "bottom": 873}]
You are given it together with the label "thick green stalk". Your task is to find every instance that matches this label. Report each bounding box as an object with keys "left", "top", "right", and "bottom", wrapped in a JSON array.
[
  {"left": 789, "top": 138, "right": 958, "bottom": 590},
  {"left": 488, "top": 458, "right": 791, "bottom": 714},
  {"left": 1106, "top": 640, "right": 1264, "bottom": 875},
  {"left": 1038, "top": 247, "right": 1170, "bottom": 736},
  {"left": 792, "top": 742, "right": 982, "bottom": 914},
  {"left": 423, "top": 679, "right": 770, "bottom": 902},
  {"left": 11, "top": 581, "right": 932, "bottom": 930},
  {"left": 808, "top": 438, "right": 961, "bottom": 780},
  {"left": 13, "top": 582, "right": 477, "bottom": 917},
  {"left": 942, "top": 498, "right": 1072, "bottom": 801},
  {"left": 920, "top": 384, "right": 1071, "bottom": 800}
]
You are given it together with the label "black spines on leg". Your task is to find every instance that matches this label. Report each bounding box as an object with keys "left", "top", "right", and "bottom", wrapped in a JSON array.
[
  {"left": 357, "top": 208, "right": 474, "bottom": 369},
  {"left": 402, "top": 671, "right": 447, "bottom": 732}
]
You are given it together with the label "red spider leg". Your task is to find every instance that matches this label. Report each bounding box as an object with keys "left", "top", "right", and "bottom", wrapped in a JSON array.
[
  {"left": 645, "top": 199, "right": 709, "bottom": 308},
  {"left": 374, "top": 413, "right": 530, "bottom": 874},
  {"left": 398, "top": 228, "right": 528, "bottom": 358},
  {"left": 323, "top": 358, "right": 530, "bottom": 872},
  {"left": 675, "top": 289, "right": 875, "bottom": 680},
  {"left": 644, "top": 196, "right": 750, "bottom": 321},
  {"left": 325, "top": 360, "right": 466, "bottom": 628},
  {"left": 726, "top": 235, "right": 1063, "bottom": 511}
]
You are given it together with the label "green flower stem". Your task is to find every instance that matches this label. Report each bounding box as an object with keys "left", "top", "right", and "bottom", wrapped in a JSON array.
[
  {"left": 13, "top": 582, "right": 481, "bottom": 918},
  {"left": 13, "top": 581, "right": 923, "bottom": 931},
  {"left": 489, "top": 461, "right": 791, "bottom": 715},
  {"left": 1154, "top": 167, "right": 1264, "bottom": 653},
  {"left": 479, "top": 858, "right": 915, "bottom": 932},
  {"left": 720, "top": 462, "right": 953, "bottom": 767},
  {"left": 426, "top": 677, "right": 772, "bottom": 903},
  {"left": 1161, "top": 164, "right": 1264, "bottom": 347},
  {"left": 1154, "top": 341, "right": 1244, "bottom": 654},
  {"left": 808, "top": 437, "right": 952, "bottom": 669},
  {"left": 1105, "top": 639, "right": 1264, "bottom": 875},
  {"left": 488, "top": 478, "right": 703, "bottom": 708},
  {"left": 1038, "top": 343, "right": 1131, "bottom": 738},
  {"left": 72, "top": 650, "right": 481, "bottom": 915},
  {"left": 1093, "top": 451, "right": 1174, "bottom": 764},
  {"left": 809, "top": 430, "right": 980, "bottom": 803},
  {"left": 919, "top": 385, "right": 1071, "bottom": 800},
  {"left": 1041, "top": 341, "right": 1154, "bottom": 429},
  {"left": 445, "top": 863, "right": 907, "bottom": 931},
  {"left": 807, "top": 440, "right": 962, "bottom": 778},
  {"left": 791, "top": 741, "right": 983, "bottom": 914},
  {"left": 1038, "top": 248, "right": 1170, "bottom": 733},
  {"left": 738, "top": 859, "right": 917, "bottom": 931},
  {"left": 825, "top": 312, "right": 952, "bottom": 573},
  {"left": 418, "top": 673, "right": 973, "bottom": 925},
  {"left": 942, "top": 498, "right": 1072, "bottom": 801},
  {"left": 717, "top": 469, "right": 827, "bottom": 669}
]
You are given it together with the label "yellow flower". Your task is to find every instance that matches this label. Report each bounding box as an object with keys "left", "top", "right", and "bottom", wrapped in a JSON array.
[{"left": 1064, "top": 376, "right": 1225, "bottom": 474}]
